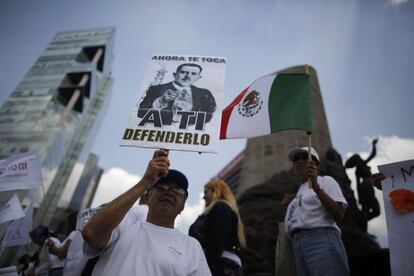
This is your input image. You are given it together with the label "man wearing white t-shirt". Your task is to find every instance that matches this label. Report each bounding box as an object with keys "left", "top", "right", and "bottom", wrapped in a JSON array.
[
  {"left": 82, "top": 149, "right": 211, "bottom": 275},
  {"left": 282, "top": 147, "right": 349, "bottom": 276}
]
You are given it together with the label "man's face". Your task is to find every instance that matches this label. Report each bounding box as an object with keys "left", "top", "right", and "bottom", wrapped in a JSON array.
[
  {"left": 173, "top": 66, "right": 201, "bottom": 87},
  {"left": 148, "top": 180, "right": 186, "bottom": 219}
]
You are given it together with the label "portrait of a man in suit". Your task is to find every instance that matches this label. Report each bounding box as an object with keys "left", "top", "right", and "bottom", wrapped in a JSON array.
[{"left": 137, "top": 63, "right": 216, "bottom": 126}]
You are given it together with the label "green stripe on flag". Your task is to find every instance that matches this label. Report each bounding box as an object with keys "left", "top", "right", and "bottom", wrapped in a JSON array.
[{"left": 268, "top": 73, "right": 312, "bottom": 133}]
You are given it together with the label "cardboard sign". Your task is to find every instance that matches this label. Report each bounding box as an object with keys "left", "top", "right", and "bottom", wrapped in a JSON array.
[{"left": 121, "top": 55, "right": 226, "bottom": 153}]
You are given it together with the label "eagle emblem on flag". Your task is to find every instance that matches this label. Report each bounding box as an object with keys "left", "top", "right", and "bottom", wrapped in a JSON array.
[{"left": 237, "top": 90, "right": 263, "bottom": 117}]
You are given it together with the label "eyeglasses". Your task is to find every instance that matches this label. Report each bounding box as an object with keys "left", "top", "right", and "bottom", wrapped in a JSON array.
[
  {"left": 154, "top": 183, "right": 188, "bottom": 199},
  {"left": 293, "top": 153, "right": 319, "bottom": 164}
]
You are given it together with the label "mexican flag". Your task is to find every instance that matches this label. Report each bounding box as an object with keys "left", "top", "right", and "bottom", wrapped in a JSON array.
[{"left": 220, "top": 72, "right": 312, "bottom": 139}]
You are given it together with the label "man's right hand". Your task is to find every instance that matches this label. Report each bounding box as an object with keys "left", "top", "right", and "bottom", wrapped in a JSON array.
[
  {"left": 142, "top": 149, "right": 170, "bottom": 189},
  {"left": 162, "top": 89, "right": 180, "bottom": 103}
]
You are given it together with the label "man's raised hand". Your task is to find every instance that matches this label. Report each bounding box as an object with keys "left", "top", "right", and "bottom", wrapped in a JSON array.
[{"left": 142, "top": 149, "right": 170, "bottom": 189}]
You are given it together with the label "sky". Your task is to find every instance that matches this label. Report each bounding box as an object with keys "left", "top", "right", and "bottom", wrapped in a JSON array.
[{"left": 0, "top": 0, "right": 413, "bottom": 248}]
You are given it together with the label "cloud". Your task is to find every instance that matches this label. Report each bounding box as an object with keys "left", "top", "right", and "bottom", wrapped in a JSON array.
[
  {"left": 345, "top": 135, "right": 414, "bottom": 247},
  {"left": 91, "top": 167, "right": 141, "bottom": 208},
  {"left": 388, "top": 0, "right": 409, "bottom": 6}
]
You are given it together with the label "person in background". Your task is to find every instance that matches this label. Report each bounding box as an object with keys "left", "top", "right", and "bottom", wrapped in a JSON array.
[
  {"left": 282, "top": 147, "right": 349, "bottom": 276},
  {"left": 45, "top": 213, "right": 77, "bottom": 276},
  {"left": 189, "top": 179, "right": 246, "bottom": 276}
]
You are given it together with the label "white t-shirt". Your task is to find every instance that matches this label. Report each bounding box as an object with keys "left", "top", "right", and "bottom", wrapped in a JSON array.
[
  {"left": 35, "top": 237, "right": 62, "bottom": 276},
  {"left": 64, "top": 205, "right": 149, "bottom": 276},
  {"left": 84, "top": 221, "right": 211, "bottom": 276},
  {"left": 63, "top": 230, "right": 87, "bottom": 276},
  {"left": 284, "top": 176, "right": 348, "bottom": 235}
]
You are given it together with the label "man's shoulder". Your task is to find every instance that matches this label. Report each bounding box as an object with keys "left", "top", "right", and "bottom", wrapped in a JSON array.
[
  {"left": 319, "top": 175, "right": 338, "bottom": 185},
  {"left": 190, "top": 85, "right": 211, "bottom": 93}
]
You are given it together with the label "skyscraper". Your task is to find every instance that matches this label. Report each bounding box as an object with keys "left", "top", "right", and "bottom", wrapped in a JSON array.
[{"left": 0, "top": 27, "right": 115, "bottom": 229}]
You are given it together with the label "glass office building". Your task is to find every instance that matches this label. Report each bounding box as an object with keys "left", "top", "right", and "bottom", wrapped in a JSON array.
[{"left": 0, "top": 27, "right": 115, "bottom": 229}]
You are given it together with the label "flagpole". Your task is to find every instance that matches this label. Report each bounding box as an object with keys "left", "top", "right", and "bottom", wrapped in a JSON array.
[{"left": 308, "top": 133, "right": 313, "bottom": 188}]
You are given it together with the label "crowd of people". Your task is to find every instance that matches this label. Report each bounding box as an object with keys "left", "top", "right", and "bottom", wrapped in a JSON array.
[{"left": 12, "top": 147, "right": 386, "bottom": 276}]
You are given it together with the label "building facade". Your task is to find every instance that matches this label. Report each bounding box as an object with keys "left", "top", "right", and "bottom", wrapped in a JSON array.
[{"left": 0, "top": 27, "right": 115, "bottom": 229}]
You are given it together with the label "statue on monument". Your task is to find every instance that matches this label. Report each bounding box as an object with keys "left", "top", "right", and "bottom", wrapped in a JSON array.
[{"left": 345, "top": 138, "right": 380, "bottom": 232}]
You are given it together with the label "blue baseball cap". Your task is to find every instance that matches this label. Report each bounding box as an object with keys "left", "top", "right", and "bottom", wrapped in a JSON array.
[{"left": 155, "top": 169, "right": 188, "bottom": 191}]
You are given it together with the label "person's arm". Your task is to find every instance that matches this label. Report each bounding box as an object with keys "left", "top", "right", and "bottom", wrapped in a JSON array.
[
  {"left": 372, "top": 172, "right": 385, "bottom": 190},
  {"left": 365, "top": 138, "right": 378, "bottom": 164},
  {"left": 46, "top": 238, "right": 71, "bottom": 259},
  {"left": 138, "top": 86, "right": 164, "bottom": 117},
  {"left": 281, "top": 193, "right": 295, "bottom": 209},
  {"left": 308, "top": 161, "right": 345, "bottom": 224},
  {"left": 82, "top": 149, "right": 170, "bottom": 250}
]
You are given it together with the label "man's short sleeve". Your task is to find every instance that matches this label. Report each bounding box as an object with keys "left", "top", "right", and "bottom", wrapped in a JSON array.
[{"left": 82, "top": 222, "right": 124, "bottom": 258}]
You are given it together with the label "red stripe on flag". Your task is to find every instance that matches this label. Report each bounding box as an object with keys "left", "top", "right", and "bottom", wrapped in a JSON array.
[{"left": 220, "top": 86, "right": 250, "bottom": 139}]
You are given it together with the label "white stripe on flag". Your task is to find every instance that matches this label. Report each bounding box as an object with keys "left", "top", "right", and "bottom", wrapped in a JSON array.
[{"left": 225, "top": 74, "right": 276, "bottom": 138}]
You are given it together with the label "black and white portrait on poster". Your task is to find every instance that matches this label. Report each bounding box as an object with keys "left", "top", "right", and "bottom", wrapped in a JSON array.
[{"left": 121, "top": 55, "right": 226, "bottom": 153}]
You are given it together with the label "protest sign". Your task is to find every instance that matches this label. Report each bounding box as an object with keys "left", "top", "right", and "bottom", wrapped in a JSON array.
[
  {"left": 0, "top": 204, "right": 33, "bottom": 252},
  {"left": 0, "top": 151, "right": 43, "bottom": 192},
  {"left": 378, "top": 159, "right": 414, "bottom": 276},
  {"left": 0, "top": 194, "right": 24, "bottom": 224},
  {"left": 121, "top": 55, "right": 226, "bottom": 153}
]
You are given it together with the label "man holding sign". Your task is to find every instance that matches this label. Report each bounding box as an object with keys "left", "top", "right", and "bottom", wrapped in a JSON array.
[
  {"left": 82, "top": 149, "right": 210, "bottom": 275},
  {"left": 137, "top": 63, "right": 216, "bottom": 128}
]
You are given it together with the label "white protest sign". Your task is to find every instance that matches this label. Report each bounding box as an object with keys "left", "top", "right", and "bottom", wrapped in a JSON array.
[
  {"left": 120, "top": 55, "right": 226, "bottom": 153},
  {"left": 0, "top": 203, "right": 33, "bottom": 254},
  {"left": 0, "top": 150, "right": 43, "bottom": 192},
  {"left": 378, "top": 159, "right": 414, "bottom": 276},
  {"left": 0, "top": 194, "right": 24, "bottom": 224}
]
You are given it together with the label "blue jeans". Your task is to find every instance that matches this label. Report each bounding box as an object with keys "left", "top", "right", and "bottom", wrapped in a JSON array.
[{"left": 291, "top": 227, "right": 349, "bottom": 276}]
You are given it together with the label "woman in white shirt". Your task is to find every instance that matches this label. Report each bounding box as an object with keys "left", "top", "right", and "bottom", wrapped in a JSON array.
[{"left": 282, "top": 147, "right": 349, "bottom": 276}]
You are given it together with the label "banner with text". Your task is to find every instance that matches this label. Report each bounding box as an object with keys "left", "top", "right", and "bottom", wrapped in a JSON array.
[
  {"left": 378, "top": 159, "right": 414, "bottom": 276},
  {"left": 0, "top": 194, "right": 24, "bottom": 224},
  {"left": 120, "top": 55, "right": 226, "bottom": 153},
  {"left": 0, "top": 150, "right": 43, "bottom": 192}
]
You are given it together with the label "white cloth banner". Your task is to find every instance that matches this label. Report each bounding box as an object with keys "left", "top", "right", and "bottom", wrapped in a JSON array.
[
  {"left": 0, "top": 203, "right": 33, "bottom": 250},
  {"left": 0, "top": 150, "right": 43, "bottom": 192},
  {"left": 0, "top": 194, "right": 24, "bottom": 224},
  {"left": 120, "top": 54, "right": 226, "bottom": 153},
  {"left": 378, "top": 159, "right": 414, "bottom": 276},
  {"left": 0, "top": 266, "right": 18, "bottom": 276}
]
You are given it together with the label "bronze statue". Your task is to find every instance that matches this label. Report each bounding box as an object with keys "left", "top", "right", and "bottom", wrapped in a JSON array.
[{"left": 345, "top": 139, "right": 380, "bottom": 232}]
